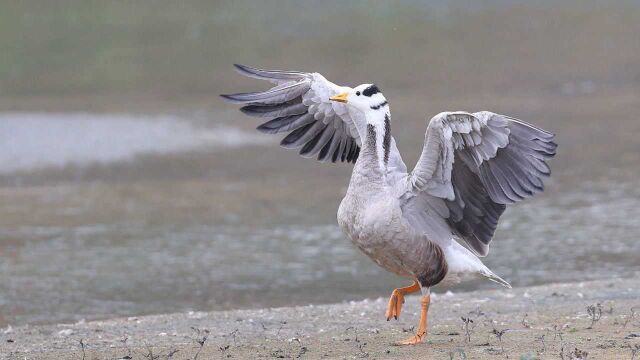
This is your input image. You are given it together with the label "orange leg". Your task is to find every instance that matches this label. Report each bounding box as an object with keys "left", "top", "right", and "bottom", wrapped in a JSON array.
[
  {"left": 396, "top": 295, "right": 430, "bottom": 345},
  {"left": 385, "top": 281, "right": 420, "bottom": 321}
]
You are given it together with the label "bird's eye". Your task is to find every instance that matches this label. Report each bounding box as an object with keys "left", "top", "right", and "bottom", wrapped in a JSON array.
[{"left": 356, "top": 91, "right": 361, "bottom": 96}]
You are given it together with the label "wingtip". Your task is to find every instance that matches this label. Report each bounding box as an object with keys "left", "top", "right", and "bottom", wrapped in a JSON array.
[
  {"left": 219, "top": 94, "right": 242, "bottom": 103},
  {"left": 239, "top": 105, "right": 253, "bottom": 116},
  {"left": 233, "top": 63, "right": 249, "bottom": 71},
  {"left": 233, "top": 63, "right": 258, "bottom": 76}
]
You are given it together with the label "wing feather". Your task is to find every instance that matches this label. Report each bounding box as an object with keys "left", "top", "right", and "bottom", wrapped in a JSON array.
[
  {"left": 256, "top": 113, "right": 315, "bottom": 134},
  {"left": 233, "top": 63, "right": 307, "bottom": 83},
  {"left": 220, "top": 80, "right": 311, "bottom": 105},
  {"left": 222, "top": 64, "right": 363, "bottom": 163},
  {"left": 406, "top": 111, "right": 556, "bottom": 256},
  {"left": 241, "top": 102, "right": 307, "bottom": 118}
]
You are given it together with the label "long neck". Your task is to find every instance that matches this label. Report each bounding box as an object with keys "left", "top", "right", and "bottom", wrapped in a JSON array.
[{"left": 352, "top": 109, "right": 391, "bottom": 184}]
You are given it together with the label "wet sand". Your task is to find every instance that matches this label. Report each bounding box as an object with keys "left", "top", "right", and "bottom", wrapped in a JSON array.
[{"left": 3, "top": 277, "right": 639, "bottom": 359}]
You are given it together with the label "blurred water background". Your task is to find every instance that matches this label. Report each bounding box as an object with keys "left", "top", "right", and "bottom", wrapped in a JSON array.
[{"left": 1, "top": 0, "right": 639, "bottom": 326}]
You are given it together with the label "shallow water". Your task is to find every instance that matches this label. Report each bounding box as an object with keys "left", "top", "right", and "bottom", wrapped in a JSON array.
[
  {"left": 0, "top": 112, "right": 268, "bottom": 173},
  {"left": 1, "top": 109, "right": 639, "bottom": 327}
]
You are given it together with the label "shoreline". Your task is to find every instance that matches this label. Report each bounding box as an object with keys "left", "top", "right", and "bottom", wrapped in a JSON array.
[{"left": 2, "top": 278, "right": 639, "bottom": 359}]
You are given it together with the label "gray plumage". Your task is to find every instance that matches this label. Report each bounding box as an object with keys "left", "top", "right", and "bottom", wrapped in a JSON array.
[
  {"left": 222, "top": 65, "right": 557, "bottom": 290},
  {"left": 221, "top": 64, "right": 361, "bottom": 164}
]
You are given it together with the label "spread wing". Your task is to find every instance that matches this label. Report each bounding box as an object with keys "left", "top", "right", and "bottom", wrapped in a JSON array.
[
  {"left": 221, "top": 64, "right": 363, "bottom": 163},
  {"left": 406, "top": 111, "right": 557, "bottom": 256}
]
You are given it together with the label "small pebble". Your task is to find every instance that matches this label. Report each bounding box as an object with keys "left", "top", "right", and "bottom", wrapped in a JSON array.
[{"left": 57, "top": 329, "right": 74, "bottom": 337}]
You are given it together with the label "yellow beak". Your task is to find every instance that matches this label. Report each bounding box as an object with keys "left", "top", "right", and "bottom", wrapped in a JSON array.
[{"left": 329, "top": 92, "right": 349, "bottom": 103}]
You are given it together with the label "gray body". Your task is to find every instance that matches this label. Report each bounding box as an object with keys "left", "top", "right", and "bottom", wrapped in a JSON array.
[{"left": 337, "top": 126, "right": 447, "bottom": 286}]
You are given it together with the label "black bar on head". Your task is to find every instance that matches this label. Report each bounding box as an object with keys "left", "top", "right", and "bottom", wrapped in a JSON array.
[{"left": 362, "top": 84, "right": 380, "bottom": 97}]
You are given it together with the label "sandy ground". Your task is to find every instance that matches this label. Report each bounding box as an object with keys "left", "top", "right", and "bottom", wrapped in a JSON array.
[{"left": 2, "top": 278, "right": 639, "bottom": 359}]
